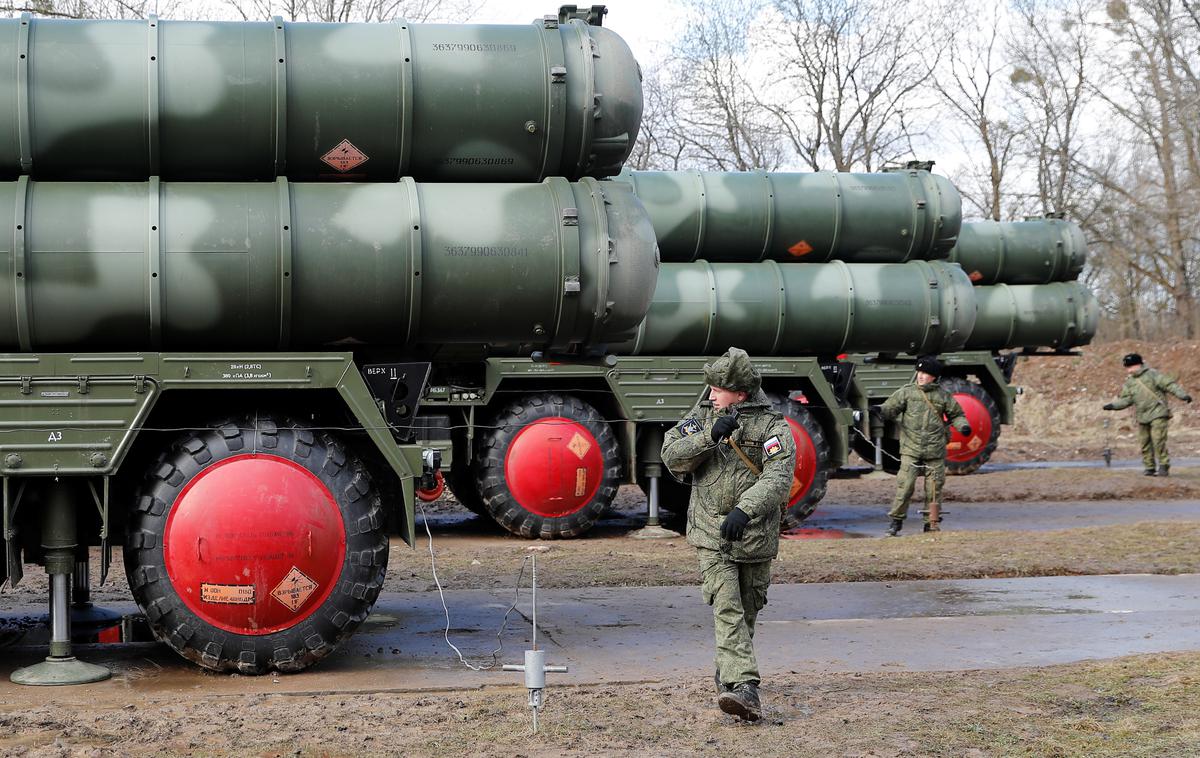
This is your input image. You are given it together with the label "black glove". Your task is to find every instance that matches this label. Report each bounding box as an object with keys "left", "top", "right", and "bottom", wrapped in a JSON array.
[
  {"left": 959, "top": 425, "right": 972, "bottom": 437},
  {"left": 1102, "top": 403, "right": 1116, "bottom": 411},
  {"left": 1183, "top": 395, "right": 1193, "bottom": 403},
  {"left": 720, "top": 508, "right": 750, "bottom": 541},
  {"left": 711, "top": 414, "right": 739, "bottom": 443}
]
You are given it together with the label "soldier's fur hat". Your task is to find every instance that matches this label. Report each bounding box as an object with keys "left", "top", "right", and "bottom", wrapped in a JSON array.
[
  {"left": 1122, "top": 353, "right": 1144, "bottom": 367},
  {"left": 915, "top": 355, "right": 943, "bottom": 378},
  {"left": 704, "top": 347, "right": 761, "bottom": 394}
]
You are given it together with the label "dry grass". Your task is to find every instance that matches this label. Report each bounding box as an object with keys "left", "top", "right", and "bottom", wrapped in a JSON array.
[{"left": 383, "top": 521, "right": 1200, "bottom": 593}]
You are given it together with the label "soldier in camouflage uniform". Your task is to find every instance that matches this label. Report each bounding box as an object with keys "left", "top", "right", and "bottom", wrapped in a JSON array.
[
  {"left": 876, "top": 355, "right": 970, "bottom": 536},
  {"left": 661, "top": 347, "right": 795, "bottom": 723},
  {"left": 1103, "top": 353, "right": 1191, "bottom": 476}
]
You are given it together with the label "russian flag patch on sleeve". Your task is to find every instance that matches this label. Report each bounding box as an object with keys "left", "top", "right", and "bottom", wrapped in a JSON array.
[{"left": 763, "top": 435, "right": 783, "bottom": 458}]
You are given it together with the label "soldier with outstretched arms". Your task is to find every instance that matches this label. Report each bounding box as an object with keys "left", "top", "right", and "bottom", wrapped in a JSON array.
[
  {"left": 876, "top": 355, "right": 970, "bottom": 536},
  {"left": 661, "top": 347, "right": 795, "bottom": 722},
  {"left": 1103, "top": 353, "right": 1191, "bottom": 476}
]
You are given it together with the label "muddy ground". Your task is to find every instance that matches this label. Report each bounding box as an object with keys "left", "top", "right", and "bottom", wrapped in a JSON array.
[{"left": 1, "top": 651, "right": 1197, "bottom": 757}]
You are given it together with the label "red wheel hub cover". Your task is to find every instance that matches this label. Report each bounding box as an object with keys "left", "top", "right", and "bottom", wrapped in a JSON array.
[
  {"left": 947, "top": 393, "right": 993, "bottom": 463},
  {"left": 163, "top": 454, "right": 346, "bottom": 636},
  {"left": 503, "top": 417, "right": 603, "bottom": 518},
  {"left": 784, "top": 417, "right": 817, "bottom": 507}
]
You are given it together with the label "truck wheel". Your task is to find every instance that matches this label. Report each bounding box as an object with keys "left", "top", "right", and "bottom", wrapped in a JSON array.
[
  {"left": 943, "top": 377, "right": 1002, "bottom": 475},
  {"left": 765, "top": 394, "right": 831, "bottom": 528},
  {"left": 446, "top": 463, "right": 487, "bottom": 515},
  {"left": 446, "top": 431, "right": 487, "bottom": 516},
  {"left": 851, "top": 426, "right": 901, "bottom": 474},
  {"left": 124, "top": 416, "right": 387, "bottom": 675},
  {"left": 476, "top": 393, "right": 621, "bottom": 539}
]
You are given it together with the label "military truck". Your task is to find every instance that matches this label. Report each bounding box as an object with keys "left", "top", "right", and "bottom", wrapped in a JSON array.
[{"left": 0, "top": 8, "right": 655, "bottom": 682}]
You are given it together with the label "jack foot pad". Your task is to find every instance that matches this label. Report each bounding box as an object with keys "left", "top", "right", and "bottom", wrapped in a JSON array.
[
  {"left": 631, "top": 524, "right": 680, "bottom": 540},
  {"left": 11, "top": 656, "right": 111, "bottom": 686}
]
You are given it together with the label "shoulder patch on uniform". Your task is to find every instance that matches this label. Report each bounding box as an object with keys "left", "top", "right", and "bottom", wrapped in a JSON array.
[
  {"left": 679, "top": 418, "right": 702, "bottom": 437},
  {"left": 763, "top": 435, "right": 784, "bottom": 459}
]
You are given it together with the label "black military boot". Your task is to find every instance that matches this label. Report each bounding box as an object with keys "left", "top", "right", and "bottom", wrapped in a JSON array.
[
  {"left": 1144, "top": 468, "right": 1157, "bottom": 476},
  {"left": 885, "top": 518, "right": 903, "bottom": 537},
  {"left": 718, "top": 682, "right": 762, "bottom": 722},
  {"left": 1159, "top": 465, "right": 1170, "bottom": 477}
]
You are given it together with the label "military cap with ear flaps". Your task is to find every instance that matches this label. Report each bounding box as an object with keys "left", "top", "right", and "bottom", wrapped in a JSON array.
[{"left": 703, "top": 347, "right": 762, "bottom": 394}]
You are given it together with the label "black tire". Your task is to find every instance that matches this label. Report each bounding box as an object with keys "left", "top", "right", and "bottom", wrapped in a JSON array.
[
  {"left": 124, "top": 416, "right": 387, "bottom": 674},
  {"left": 851, "top": 429, "right": 901, "bottom": 474},
  {"left": 445, "top": 430, "right": 487, "bottom": 516},
  {"left": 942, "top": 377, "right": 1002, "bottom": 475},
  {"left": 765, "top": 394, "right": 832, "bottom": 528},
  {"left": 476, "top": 393, "right": 621, "bottom": 539}
]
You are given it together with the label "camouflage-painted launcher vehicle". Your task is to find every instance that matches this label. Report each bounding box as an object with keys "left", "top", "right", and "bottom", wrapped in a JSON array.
[{"left": 0, "top": 0, "right": 660, "bottom": 677}]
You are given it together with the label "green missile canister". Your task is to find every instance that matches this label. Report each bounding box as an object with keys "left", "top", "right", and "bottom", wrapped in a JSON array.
[
  {"left": 615, "top": 259, "right": 976, "bottom": 356},
  {"left": 964, "top": 281, "right": 1098, "bottom": 351},
  {"left": 0, "top": 10, "right": 642, "bottom": 181},
  {"left": 0, "top": 177, "right": 657, "bottom": 351},
  {"left": 949, "top": 217, "right": 1086, "bottom": 285},
  {"left": 614, "top": 167, "right": 962, "bottom": 263}
]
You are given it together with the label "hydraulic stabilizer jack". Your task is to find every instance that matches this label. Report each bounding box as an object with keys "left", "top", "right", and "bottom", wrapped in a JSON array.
[{"left": 11, "top": 480, "right": 111, "bottom": 686}]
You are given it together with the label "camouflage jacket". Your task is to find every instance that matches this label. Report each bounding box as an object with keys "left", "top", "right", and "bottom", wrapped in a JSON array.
[
  {"left": 660, "top": 390, "right": 795, "bottom": 562},
  {"left": 879, "top": 382, "right": 969, "bottom": 459},
  {"left": 1110, "top": 367, "right": 1188, "bottom": 423}
]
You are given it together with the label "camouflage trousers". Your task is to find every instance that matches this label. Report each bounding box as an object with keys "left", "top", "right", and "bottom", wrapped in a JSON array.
[
  {"left": 1138, "top": 418, "right": 1171, "bottom": 470},
  {"left": 887, "top": 454, "right": 946, "bottom": 523},
  {"left": 698, "top": 548, "right": 772, "bottom": 687}
]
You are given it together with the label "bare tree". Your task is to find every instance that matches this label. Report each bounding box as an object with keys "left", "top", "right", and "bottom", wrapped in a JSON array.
[
  {"left": 1006, "top": 0, "right": 1097, "bottom": 219},
  {"left": 649, "top": 0, "right": 785, "bottom": 171},
  {"left": 224, "top": 0, "right": 477, "bottom": 22},
  {"left": 1090, "top": 0, "right": 1200, "bottom": 335},
  {"left": 933, "top": 1, "right": 1020, "bottom": 220},
  {"left": 764, "top": 0, "right": 948, "bottom": 172},
  {"left": 1, "top": 0, "right": 185, "bottom": 18},
  {"left": 628, "top": 63, "right": 691, "bottom": 171}
]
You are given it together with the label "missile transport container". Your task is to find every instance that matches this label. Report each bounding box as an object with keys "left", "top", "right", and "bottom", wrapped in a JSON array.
[{"left": 0, "top": 9, "right": 642, "bottom": 182}]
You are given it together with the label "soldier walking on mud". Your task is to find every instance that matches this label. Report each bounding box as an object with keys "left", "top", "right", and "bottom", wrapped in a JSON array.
[
  {"left": 876, "top": 355, "right": 970, "bottom": 536},
  {"left": 1103, "top": 353, "right": 1191, "bottom": 476},
  {"left": 661, "top": 347, "right": 795, "bottom": 723}
]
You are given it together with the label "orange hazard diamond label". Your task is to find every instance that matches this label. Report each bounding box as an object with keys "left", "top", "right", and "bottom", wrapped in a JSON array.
[
  {"left": 967, "top": 435, "right": 983, "bottom": 451},
  {"left": 271, "top": 567, "right": 319, "bottom": 613},
  {"left": 788, "top": 240, "right": 814, "bottom": 257},
  {"left": 320, "top": 139, "right": 369, "bottom": 172},
  {"left": 567, "top": 432, "right": 592, "bottom": 460}
]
